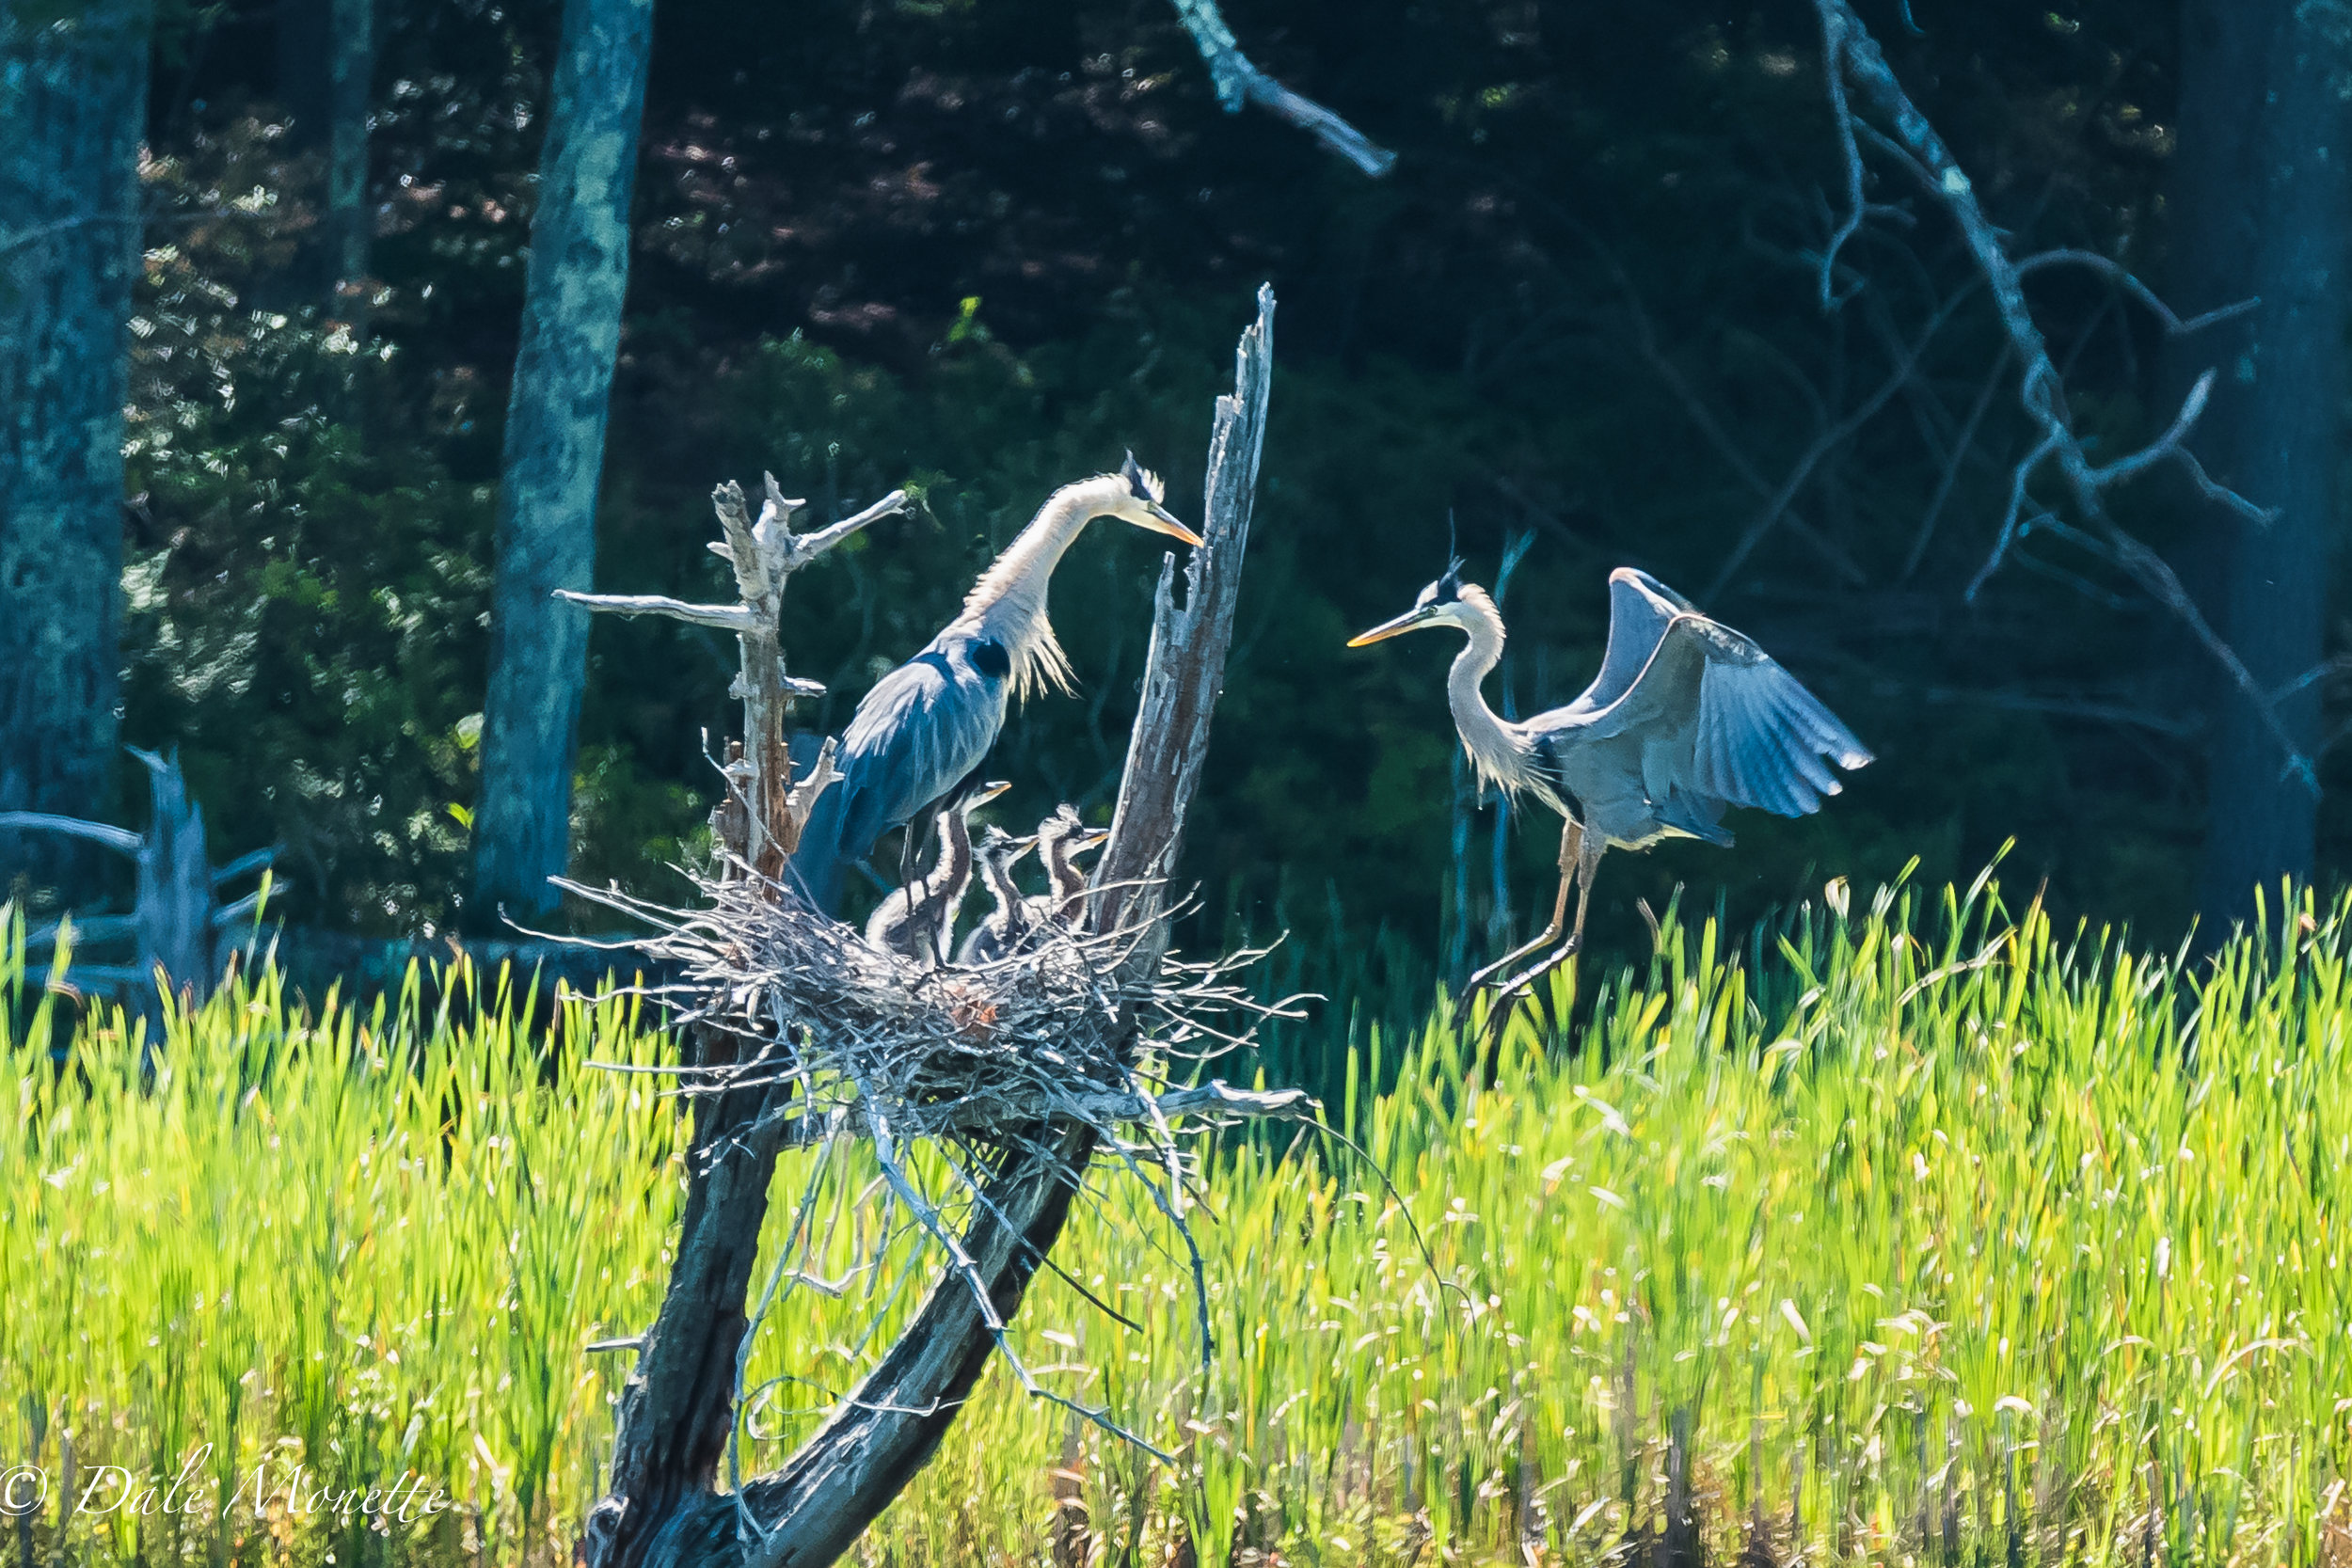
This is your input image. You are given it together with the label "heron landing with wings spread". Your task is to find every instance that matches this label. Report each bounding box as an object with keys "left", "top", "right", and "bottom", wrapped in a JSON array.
[{"left": 1350, "top": 559, "right": 1871, "bottom": 1006}]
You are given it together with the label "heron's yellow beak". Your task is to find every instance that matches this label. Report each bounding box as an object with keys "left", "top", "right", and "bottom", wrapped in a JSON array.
[
  {"left": 1074, "top": 827, "right": 1112, "bottom": 852},
  {"left": 1347, "top": 607, "right": 1433, "bottom": 647},
  {"left": 971, "top": 779, "right": 1013, "bottom": 807},
  {"left": 1011, "top": 833, "right": 1041, "bottom": 857},
  {"left": 1133, "top": 503, "right": 1205, "bottom": 547}
]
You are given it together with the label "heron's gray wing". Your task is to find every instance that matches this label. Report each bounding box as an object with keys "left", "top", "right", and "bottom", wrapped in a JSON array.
[
  {"left": 831, "top": 650, "right": 1003, "bottom": 849},
  {"left": 1564, "top": 567, "right": 1695, "bottom": 715},
  {"left": 1578, "top": 614, "right": 1869, "bottom": 817},
  {"left": 1683, "top": 621, "right": 1871, "bottom": 816},
  {"left": 787, "top": 643, "right": 1006, "bottom": 911}
]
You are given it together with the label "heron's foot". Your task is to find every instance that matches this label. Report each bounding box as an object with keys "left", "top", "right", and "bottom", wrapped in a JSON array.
[
  {"left": 1487, "top": 935, "right": 1582, "bottom": 1007},
  {"left": 1467, "top": 931, "right": 1561, "bottom": 993}
]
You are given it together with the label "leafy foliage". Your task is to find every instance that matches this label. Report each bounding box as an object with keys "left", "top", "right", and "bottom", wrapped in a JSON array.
[{"left": 105, "top": 0, "right": 2352, "bottom": 963}]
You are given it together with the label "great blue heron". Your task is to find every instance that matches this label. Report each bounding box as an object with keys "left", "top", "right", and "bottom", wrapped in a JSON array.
[
  {"left": 1022, "top": 803, "right": 1110, "bottom": 935},
  {"left": 863, "top": 778, "right": 1010, "bottom": 963},
  {"left": 954, "top": 826, "right": 1040, "bottom": 966},
  {"left": 788, "top": 454, "right": 1201, "bottom": 913},
  {"left": 1349, "top": 561, "right": 1871, "bottom": 1001}
]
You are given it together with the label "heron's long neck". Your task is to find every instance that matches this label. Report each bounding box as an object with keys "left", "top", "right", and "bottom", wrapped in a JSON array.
[
  {"left": 1041, "top": 831, "right": 1085, "bottom": 901},
  {"left": 958, "top": 476, "right": 1125, "bottom": 698},
  {"left": 1447, "top": 592, "right": 1541, "bottom": 801},
  {"left": 981, "top": 855, "right": 1024, "bottom": 919},
  {"left": 925, "top": 807, "right": 976, "bottom": 903}
]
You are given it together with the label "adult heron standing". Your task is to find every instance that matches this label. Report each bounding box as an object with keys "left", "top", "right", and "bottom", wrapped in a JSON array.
[
  {"left": 862, "top": 779, "right": 1009, "bottom": 963},
  {"left": 1349, "top": 560, "right": 1871, "bottom": 1001},
  {"left": 788, "top": 455, "right": 1200, "bottom": 913}
]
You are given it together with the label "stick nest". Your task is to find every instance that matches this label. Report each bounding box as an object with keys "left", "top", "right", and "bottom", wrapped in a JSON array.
[
  {"left": 564, "top": 864, "right": 1327, "bottom": 1463},
  {"left": 567, "top": 867, "right": 1304, "bottom": 1148}
]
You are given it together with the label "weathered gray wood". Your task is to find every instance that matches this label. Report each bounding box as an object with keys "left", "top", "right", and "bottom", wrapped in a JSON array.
[
  {"left": 578, "top": 288, "right": 1276, "bottom": 1568},
  {"left": 564, "top": 481, "right": 904, "bottom": 878},
  {"left": 470, "top": 0, "right": 657, "bottom": 926},
  {"left": 0, "top": 0, "right": 149, "bottom": 904},
  {"left": 129, "top": 749, "right": 214, "bottom": 1005},
  {"left": 705, "top": 482, "right": 902, "bottom": 878},
  {"left": 2, "top": 751, "right": 278, "bottom": 1012},
  {"left": 1092, "top": 281, "right": 1275, "bottom": 948},
  {"left": 1168, "top": 0, "right": 1393, "bottom": 177},
  {"left": 557, "top": 594, "right": 760, "bottom": 634}
]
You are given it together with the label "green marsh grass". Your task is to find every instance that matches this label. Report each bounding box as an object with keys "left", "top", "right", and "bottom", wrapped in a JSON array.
[{"left": 4, "top": 874, "right": 2349, "bottom": 1565}]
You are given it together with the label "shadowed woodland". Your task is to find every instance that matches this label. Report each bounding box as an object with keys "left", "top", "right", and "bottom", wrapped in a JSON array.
[{"left": 7, "top": 0, "right": 2349, "bottom": 1002}]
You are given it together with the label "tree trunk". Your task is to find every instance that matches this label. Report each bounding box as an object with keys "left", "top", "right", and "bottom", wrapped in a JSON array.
[
  {"left": 579, "top": 286, "right": 1276, "bottom": 1568},
  {"left": 469, "top": 0, "right": 656, "bottom": 927},
  {"left": 323, "top": 0, "right": 373, "bottom": 312},
  {"left": 2170, "top": 0, "right": 2349, "bottom": 929},
  {"left": 268, "top": 0, "right": 375, "bottom": 316},
  {"left": 0, "top": 0, "right": 150, "bottom": 903}
]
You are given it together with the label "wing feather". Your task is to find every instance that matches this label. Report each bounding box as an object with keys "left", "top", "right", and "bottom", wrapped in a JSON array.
[
  {"left": 1565, "top": 567, "right": 1692, "bottom": 716},
  {"left": 1688, "top": 626, "right": 1870, "bottom": 817},
  {"left": 787, "top": 636, "right": 1010, "bottom": 912},
  {"left": 1576, "top": 596, "right": 1870, "bottom": 820}
]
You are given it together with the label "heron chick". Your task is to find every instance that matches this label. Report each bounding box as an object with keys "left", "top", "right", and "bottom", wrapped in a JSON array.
[
  {"left": 863, "top": 779, "right": 1010, "bottom": 964},
  {"left": 955, "top": 826, "right": 1041, "bottom": 966},
  {"left": 1349, "top": 560, "right": 1870, "bottom": 1004},
  {"left": 1022, "top": 803, "right": 1111, "bottom": 937},
  {"left": 788, "top": 454, "right": 1200, "bottom": 914}
]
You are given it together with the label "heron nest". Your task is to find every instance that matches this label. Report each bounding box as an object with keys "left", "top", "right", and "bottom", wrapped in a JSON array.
[
  {"left": 564, "top": 864, "right": 1322, "bottom": 1457},
  {"left": 565, "top": 866, "right": 1310, "bottom": 1152}
]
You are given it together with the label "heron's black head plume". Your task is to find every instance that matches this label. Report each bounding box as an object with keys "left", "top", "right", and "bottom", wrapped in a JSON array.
[
  {"left": 1430, "top": 512, "right": 1467, "bottom": 603},
  {"left": 1434, "top": 513, "right": 1467, "bottom": 604},
  {"left": 1120, "top": 451, "right": 1165, "bottom": 504}
]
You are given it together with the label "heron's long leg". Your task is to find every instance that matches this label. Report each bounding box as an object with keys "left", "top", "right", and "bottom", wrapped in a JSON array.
[
  {"left": 1484, "top": 837, "right": 1605, "bottom": 1018},
  {"left": 1467, "top": 817, "right": 1582, "bottom": 992}
]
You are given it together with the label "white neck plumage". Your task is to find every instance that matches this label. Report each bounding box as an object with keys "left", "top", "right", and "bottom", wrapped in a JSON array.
[
  {"left": 916, "top": 807, "right": 975, "bottom": 905},
  {"left": 1041, "top": 831, "right": 1084, "bottom": 901},
  {"left": 1444, "top": 586, "right": 1559, "bottom": 812},
  {"left": 979, "top": 851, "right": 1025, "bottom": 915},
  {"left": 954, "top": 474, "right": 1130, "bottom": 701}
]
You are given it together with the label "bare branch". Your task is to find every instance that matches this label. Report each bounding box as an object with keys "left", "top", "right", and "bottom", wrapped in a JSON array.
[
  {"left": 555, "top": 591, "right": 758, "bottom": 632},
  {"left": 0, "top": 812, "right": 144, "bottom": 857},
  {"left": 1706, "top": 281, "right": 1975, "bottom": 598},
  {"left": 1813, "top": 0, "right": 1867, "bottom": 309},
  {"left": 1168, "top": 0, "right": 1395, "bottom": 178},
  {"left": 1815, "top": 0, "right": 2314, "bottom": 792},
  {"left": 1618, "top": 303, "right": 1868, "bottom": 588},
  {"left": 785, "top": 488, "right": 910, "bottom": 570},
  {"left": 1901, "top": 344, "right": 2009, "bottom": 581},
  {"left": 2015, "top": 249, "right": 2259, "bottom": 337}
]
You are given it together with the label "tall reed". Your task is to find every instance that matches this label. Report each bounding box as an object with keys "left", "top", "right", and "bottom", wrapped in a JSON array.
[{"left": 5, "top": 872, "right": 2347, "bottom": 1564}]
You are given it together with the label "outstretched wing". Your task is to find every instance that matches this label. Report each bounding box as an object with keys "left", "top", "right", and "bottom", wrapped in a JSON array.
[
  {"left": 1685, "top": 621, "right": 1870, "bottom": 816},
  {"left": 1560, "top": 567, "right": 1695, "bottom": 718},
  {"left": 1578, "top": 609, "right": 1871, "bottom": 819}
]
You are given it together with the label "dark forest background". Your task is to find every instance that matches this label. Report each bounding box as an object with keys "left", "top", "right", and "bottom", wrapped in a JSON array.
[{"left": 14, "top": 0, "right": 2351, "bottom": 992}]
